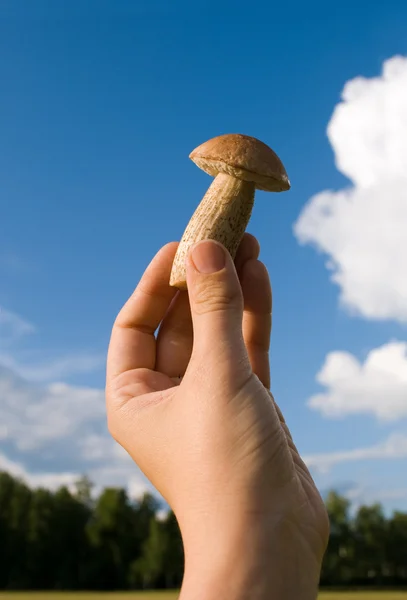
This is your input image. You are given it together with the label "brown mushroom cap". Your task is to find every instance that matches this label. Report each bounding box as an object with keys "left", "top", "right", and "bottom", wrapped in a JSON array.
[{"left": 189, "top": 133, "right": 290, "bottom": 192}]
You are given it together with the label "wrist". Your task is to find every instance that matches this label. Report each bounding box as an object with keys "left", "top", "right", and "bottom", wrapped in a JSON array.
[{"left": 179, "top": 512, "right": 321, "bottom": 600}]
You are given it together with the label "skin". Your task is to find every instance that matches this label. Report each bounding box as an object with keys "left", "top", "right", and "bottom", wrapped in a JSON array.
[{"left": 106, "top": 234, "right": 330, "bottom": 600}]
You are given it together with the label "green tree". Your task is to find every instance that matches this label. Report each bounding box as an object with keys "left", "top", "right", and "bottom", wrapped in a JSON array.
[
  {"left": 353, "top": 503, "right": 387, "bottom": 584},
  {"left": 1, "top": 470, "right": 407, "bottom": 591},
  {"left": 26, "top": 487, "right": 57, "bottom": 589},
  {"left": 0, "top": 472, "right": 32, "bottom": 588},
  {"left": 386, "top": 511, "right": 407, "bottom": 582},
  {"left": 161, "top": 510, "right": 184, "bottom": 588},
  {"left": 129, "top": 510, "right": 183, "bottom": 590},
  {"left": 129, "top": 516, "right": 168, "bottom": 589},
  {"left": 86, "top": 487, "right": 140, "bottom": 590},
  {"left": 74, "top": 475, "right": 94, "bottom": 509},
  {"left": 134, "top": 492, "right": 161, "bottom": 547},
  {"left": 321, "top": 491, "right": 354, "bottom": 585},
  {"left": 50, "top": 486, "right": 92, "bottom": 589}
]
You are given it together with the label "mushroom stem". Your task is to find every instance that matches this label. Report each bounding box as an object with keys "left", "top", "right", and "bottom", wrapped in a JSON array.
[{"left": 170, "top": 172, "right": 255, "bottom": 289}]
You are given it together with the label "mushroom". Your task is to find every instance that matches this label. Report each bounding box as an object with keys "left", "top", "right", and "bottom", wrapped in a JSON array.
[{"left": 170, "top": 133, "right": 290, "bottom": 289}]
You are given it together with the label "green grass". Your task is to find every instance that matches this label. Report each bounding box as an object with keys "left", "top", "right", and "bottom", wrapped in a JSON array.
[
  {"left": 0, "top": 592, "right": 406, "bottom": 599},
  {"left": 320, "top": 594, "right": 407, "bottom": 600},
  {"left": 0, "top": 595, "right": 176, "bottom": 600},
  {"left": 320, "top": 595, "right": 407, "bottom": 600},
  {"left": 0, "top": 595, "right": 175, "bottom": 600}
]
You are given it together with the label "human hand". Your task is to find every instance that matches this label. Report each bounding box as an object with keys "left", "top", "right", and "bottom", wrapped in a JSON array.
[{"left": 106, "top": 235, "right": 329, "bottom": 599}]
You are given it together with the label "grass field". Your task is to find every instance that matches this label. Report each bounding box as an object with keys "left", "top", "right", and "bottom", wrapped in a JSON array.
[{"left": 0, "top": 592, "right": 406, "bottom": 599}]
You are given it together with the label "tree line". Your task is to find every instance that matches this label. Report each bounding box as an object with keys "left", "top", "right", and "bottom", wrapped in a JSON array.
[{"left": 0, "top": 470, "right": 406, "bottom": 590}]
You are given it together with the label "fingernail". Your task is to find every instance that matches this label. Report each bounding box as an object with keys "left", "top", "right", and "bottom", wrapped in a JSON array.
[{"left": 191, "top": 241, "right": 226, "bottom": 274}]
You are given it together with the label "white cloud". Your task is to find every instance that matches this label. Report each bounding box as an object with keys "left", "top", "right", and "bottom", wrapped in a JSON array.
[
  {"left": 307, "top": 341, "right": 407, "bottom": 421},
  {"left": 332, "top": 483, "right": 407, "bottom": 515},
  {"left": 0, "top": 365, "right": 106, "bottom": 450},
  {"left": 346, "top": 485, "right": 407, "bottom": 504},
  {"left": 0, "top": 306, "right": 35, "bottom": 343},
  {"left": 294, "top": 55, "right": 407, "bottom": 323},
  {"left": 0, "top": 449, "right": 153, "bottom": 500},
  {"left": 0, "top": 351, "right": 106, "bottom": 383},
  {"left": 0, "top": 308, "right": 145, "bottom": 498},
  {"left": 0, "top": 452, "right": 78, "bottom": 492},
  {"left": 22, "top": 354, "right": 105, "bottom": 382},
  {"left": 79, "top": 433, "right": 130, "bottom": 463},
  {"left": 304, "top": 432, "right": 407, "bottom": 474},
  {"left": 0, "top": 364, "right": 153, "bottom": 500}
]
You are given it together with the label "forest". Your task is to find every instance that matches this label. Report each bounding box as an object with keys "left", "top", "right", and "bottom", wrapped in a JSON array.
[{"left": 0, "top": 471, "right": 406, "bottom": 591}]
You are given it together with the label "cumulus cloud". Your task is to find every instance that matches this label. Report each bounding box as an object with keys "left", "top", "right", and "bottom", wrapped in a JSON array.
[
  {"left": 307, "top": 341, "right": 407, "bottom": 421},
  {"left": 0, "top": 364, "right": 153, "bottom": 499},
  {"left": 0, "top": 307, "right": 148, "bottom": 499},
  {"left": 294, "top": 55, "right": 407, "bottom": 323},
  {"left": 0, "top": 451, "right": 78, "bottom": 492},
  {"left": 0, "top": 449, "right": 153, "bottom": 500},
  {"left": 323, "top": 483, "right": 407, "bottom": 514},
  {"left": 304, "top": 432, "right": 407, "bottom": 473},
  {"left": 0, "top": 365, "right": 106, "bottom": 451}
]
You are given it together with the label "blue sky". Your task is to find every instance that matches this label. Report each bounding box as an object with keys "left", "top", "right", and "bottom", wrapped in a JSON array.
[{"left": 1, "top": 0, "right": 407, "bottom": 512}]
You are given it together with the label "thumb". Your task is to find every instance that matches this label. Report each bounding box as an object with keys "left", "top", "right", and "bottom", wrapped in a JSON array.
[{"left": 186, "top": 240, "right": 248, "bottom": 365}]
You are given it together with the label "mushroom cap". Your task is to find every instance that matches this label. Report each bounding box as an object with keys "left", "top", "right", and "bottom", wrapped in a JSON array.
[{"left": 189, "top": 133, "right": 290, "bottom": 192}]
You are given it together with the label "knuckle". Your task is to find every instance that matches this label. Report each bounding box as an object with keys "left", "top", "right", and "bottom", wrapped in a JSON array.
[{"left": 192, "top": 278, "right": 242, "bottom": 316}]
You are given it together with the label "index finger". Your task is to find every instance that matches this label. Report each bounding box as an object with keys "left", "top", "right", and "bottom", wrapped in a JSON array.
[{"left": 107, "top": 242, "right": 178, "bottom": 382}]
